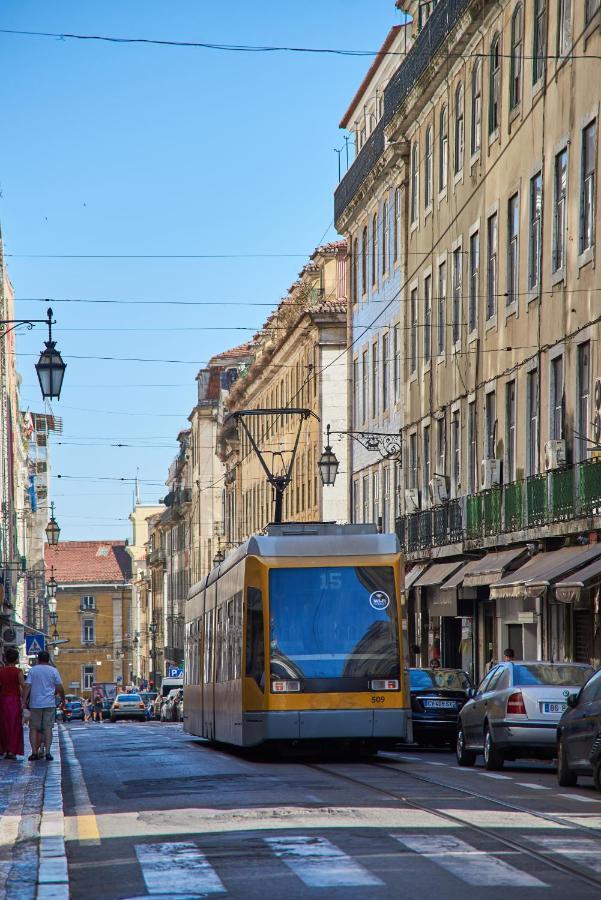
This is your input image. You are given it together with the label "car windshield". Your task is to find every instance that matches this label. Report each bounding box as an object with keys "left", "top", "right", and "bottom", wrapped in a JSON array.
[
  {"left": 139, "top": 693, "right": 157, "bottom": 703},
  {"left": 68, "top": 702, "right": 82, "bottom": 708},
  {"left": 512, "top": 664, "right": 593, "bottom": 687},
  {"left": 410, "top": 669, "right": 471, "bottom": 690},
  {"left": 268, "top": 566, "right": 399, "bottom": 685},
  {"left": 117, "top": 694, "right": 140, "bottom": 702}
]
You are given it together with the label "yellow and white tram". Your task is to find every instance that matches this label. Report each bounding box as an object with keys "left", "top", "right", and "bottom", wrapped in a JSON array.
[{"left": 183, "top": 523, "right": 411, "bottom": 749}]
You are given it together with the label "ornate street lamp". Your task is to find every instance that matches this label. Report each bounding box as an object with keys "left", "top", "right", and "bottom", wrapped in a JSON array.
[
  {"left": 48, "top": 611, "right": 58, "bottom": 627},
  {"left": 318, "top": 425, "right": 340, "bottom": 487},
  {"left": 46, "top": 565, "right": 58, "bottom": 598},
  {"left": 47, "top": 596, "right": 57, "bottom": 615},
  {"left": 319, "top": 424, "right": 402, "bottom": 488},
  {"left": 45, "top": 503, "right": 61, "bottom": 546},
  {"left": 35, "top": 308, "right": 67, "bottom": 400}
]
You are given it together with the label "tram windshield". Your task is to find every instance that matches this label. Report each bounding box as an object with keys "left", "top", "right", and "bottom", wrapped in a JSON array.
[{"left": 268, "top": 566, "right": 399, "bottom": 690}]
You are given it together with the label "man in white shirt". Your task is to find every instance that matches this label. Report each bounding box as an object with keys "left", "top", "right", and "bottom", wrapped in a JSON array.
[{"left": 24, "top": 650, "right": 65, "bottom": 761}]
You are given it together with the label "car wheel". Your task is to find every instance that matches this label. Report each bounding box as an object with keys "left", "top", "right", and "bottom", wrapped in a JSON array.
[
  {"left": 557, "top": 738, "right": 578, "bottom": 787},
  {"left": 483, "top": 725, "right": 504, "bottom": 770},
  {"left": 456, "top": 727, "right": 476, "bottom": 767}
]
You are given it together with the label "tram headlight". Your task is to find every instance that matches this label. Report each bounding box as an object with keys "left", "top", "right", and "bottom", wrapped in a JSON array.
[{"left": 271, "top": 680, "right": 301, "bottom": 693}]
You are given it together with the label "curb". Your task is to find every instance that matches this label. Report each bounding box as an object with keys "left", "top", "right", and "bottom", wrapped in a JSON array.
[{"left": 36, "top": 725, "right": 69, "bottom": 900}]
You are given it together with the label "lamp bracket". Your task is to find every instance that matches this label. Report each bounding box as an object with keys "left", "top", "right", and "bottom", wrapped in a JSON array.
[{"left": 329, "top": 429, "right": 402, "bottom": 461}]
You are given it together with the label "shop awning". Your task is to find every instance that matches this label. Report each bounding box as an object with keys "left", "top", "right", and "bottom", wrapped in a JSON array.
[
  {"left": 490, "top": 544, "right": 601, "bottom": 601},
  {"left": 404, "top": 564, "right": 427, "bottom": 591},
  {"left": 441, "top": 547, "right": 528, "bottom": 591},
  {"left": 555, "top": 555, "right": 601, "bottom": 603},
  {"left": 413, "top": 560, "right": 465, "bottom": 588}
]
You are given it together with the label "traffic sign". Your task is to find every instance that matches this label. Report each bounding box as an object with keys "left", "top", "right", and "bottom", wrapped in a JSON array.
[
  {"left": 168, "top": 666, "right": 183, "bottom": 678},
  {"left": 25, "top": 634, "right": 46, "bottom": 655}
]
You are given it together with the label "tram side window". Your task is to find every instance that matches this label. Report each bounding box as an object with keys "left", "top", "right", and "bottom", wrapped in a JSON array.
[
  {"left": 245, "top": 587, "right": 264, "bottom": 690},
  {"left": 203, "top": 610, "right": 213, "bottom": 683},
  {"left": 216, "top": 606, "right": 225, "bottom": 682}
]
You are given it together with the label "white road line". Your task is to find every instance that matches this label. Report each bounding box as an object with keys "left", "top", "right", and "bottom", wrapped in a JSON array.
[
  {"left": 479, "top": 773, "right": 512, "bottom": 780},
  {"left": 516, "top": 783, "right": 550, "bottom": 790},
  {"left": 428, "top": 761, "right": 449, "bottom": 767},
  {"left": 37, "top": 732, "right": 69, "bottom": 900},
  {"left": 392, "top": 834, "right": 547, "bottom": 887},
  {"left": 558, "top": 793, "right": 599, "bottom": 803},
  {"left": 396, "top": 755, "right": 422, "bottom": 761},
  {"left": 135, "top": 842, "right": 225, "bottom": 895},
  {"left": 528, "top": 835, "right": 601, "bottom": 874},
  {"left": 265, "top": 836, "right": 383, "bottom": 888},
  {"left": 60, "top": 726, "right": 100, "bottom": 846}
]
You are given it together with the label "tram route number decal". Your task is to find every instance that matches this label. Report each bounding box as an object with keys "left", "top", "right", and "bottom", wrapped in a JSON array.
[
  {"left": 371, "top": 695, "right": 386, "bottom": 703},
  {"left": 369, "top": 590, "right": 390, "bottom": 610}
]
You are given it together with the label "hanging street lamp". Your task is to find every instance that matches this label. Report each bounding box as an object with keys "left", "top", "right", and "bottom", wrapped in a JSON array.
[
  {"left": 318, "top": 424, "right": 341, "bottom": 487},
  {"left": 45, "top": 503, "right": 61, "bottom": 546},
  {"left": 35, "top": 308, "right": 67, "bottom": 400},
  {"left": 46, "top": 565, "right": 58, "bottom": 598}
]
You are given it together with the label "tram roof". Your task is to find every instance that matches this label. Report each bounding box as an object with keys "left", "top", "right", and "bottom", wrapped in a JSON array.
[{"left": 188, "top": 524, "right": 400, "bottom": 597}]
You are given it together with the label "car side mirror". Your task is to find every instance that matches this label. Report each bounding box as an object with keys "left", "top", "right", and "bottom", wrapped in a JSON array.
[
  {"left": 467, "top": 687, "right": 476, "bottom": 699},
  {"left": 567, "top": 693, "right": 579, "bottom": 709}
]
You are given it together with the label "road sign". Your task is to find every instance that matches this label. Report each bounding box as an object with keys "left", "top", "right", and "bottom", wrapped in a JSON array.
[
  {"left": 25, "top": 633, "right": 46, "bottom": 655},
  {"left": 168, "top": 666, "right": 183, "bottom": 678}
]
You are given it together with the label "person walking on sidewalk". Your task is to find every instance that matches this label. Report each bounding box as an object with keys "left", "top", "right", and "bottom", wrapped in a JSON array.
[
  {"left": 24, "top": 650, "right": 65, "bottom": 761},
  {"left": 0, "top": 647, "right": 25, "bottom": 759}
]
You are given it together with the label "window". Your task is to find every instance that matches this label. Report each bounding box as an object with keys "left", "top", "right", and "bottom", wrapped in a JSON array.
[
  {"left": 468, "top": 400, "right": 477, "bottom": 493},
  {"left": 489, "top": 34, "right": 501, "bottom": 135},
  {"left": 581, "top": 120, "right": 596, "bottom": 254},
  {"left": 439, "top": 105, "right": 448, "bottom": 191},
  {"left": 558, "top": 0, "right": 572, "bottom": 58},
  {"left": 452, "top": 247, "right": 462, "bottom": 344},
  {"left": 394, "top": 187, "right": 401, "bottom": 262},
  {"left": 553, "top": 148, "right": 568, "bottom": 272},
  {"left": 410, "top": 142, "right": 419, "bottom": 224},
  {"left": 371, "top": 213, "right": 378, "bottom": 286},
  {"left": 382, "top": 333, "right": 389, "bottom": 412},
  {"left": 506, "top": 380, "right": 516, "bottom": 482},
  {"left": 423, "top": 425, "right": 431, "bottom": 500},
  {"left": 510, "top": 5, "right": 523, "bottom": 109},
  {"left": 395, "top": 460, "right": 402, "bottom": 517},
  {"left": 469, "top": 230, "right": 479, "bottom": 331},
  {"left": 451, "top": 411, "right": 461, "bottom": 496},
  {"left": 382, "top": 199, "right": 389, "bottom": 274},
  {"left": 507, "top": 193, "right": 519, "bottom": 306},
  {"left": 372, "top": 471, "right": 380, "bottom": 523},
  {"left": 362, "top": 475, "right": 369, "bottom": 522},
  {"left": 527, "top": 369, "right": 539, "bottom": 475},
  {"left": 81, "top": 595, "right": 95, "bottom": 610},
  {"left": 471, "top": 61, "right": 481, "bottom": 154},
  {"left": 424, "top": 275, "right": 432, "bottom": 363},
  {"left": 409, "top": 433, "right": 418, "bottom": 490},
  {"left": 353, "top": 480, "right": 360, "bottom": 523},
  {"left": 393, "top": 324, "right": 400, "bottom": 400},
  {"left": 437, "top": 261, "right": 446, "bottom": 354},
  {"left": 576, "top": 343, "right": 591, "bottom": 462},
  {"left": 372, "top": 341, "right": 379, "bottom": 417},
  {"left": 409, "top": 288, "right": 418, "bottom": 375},
  {"left": 82, "top": 666, "right": 95, "bottom": 691},
  {"left": 485, "top": 390, "right": 496, "bottom": 459},
  {"left": 361, "top": 226, "right": 367, "bottom": 294},
  {"left": 425, "top": 125, "right": 433, "bottom": 207},
  {"left": 454, "top": 83, "right": 464, "bottom": 174},
  {"left": 352, "top": 237, "right": 358, "bottom": 304},
  {"left": 529, "top": 172, "right": 542, "bottom": 290},
  {"left": 382, "top": 466, "right": 390, "bottom": 531},
  {"left": 533, "top": 0, "right": 546, "bottom": 84},
  {"left": 487, "top": 212, "right": 498, "bottom": 319},
  {"left": 587, "top": 0, "right": 601, "bottom": 23},
  {"left": 550, "top": 355, "right": 564, "bottom": 440},
  {"left": 436, "top": 417, "right": 446, "bottom": 477},
  {"left": 82, "top": 618, "right": 95, "bottom": 644},
  {"left": 245, "top": 588, "right": 264, "bottom": 689},
  {"left": 353, "top": 359, "right": 359, "bottom": 426},
  {"left": 362, "top": 349, "right": 368, "bottom": 423}
]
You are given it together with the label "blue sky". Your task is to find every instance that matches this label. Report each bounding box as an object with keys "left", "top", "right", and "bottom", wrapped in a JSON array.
[{"left": 2, "top": 0, "right": 401, "bottom": 540}]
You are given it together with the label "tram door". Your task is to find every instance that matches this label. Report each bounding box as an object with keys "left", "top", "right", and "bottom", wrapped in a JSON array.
[{"left": 203, "top": 584, "right": 216, "bottom": 740}]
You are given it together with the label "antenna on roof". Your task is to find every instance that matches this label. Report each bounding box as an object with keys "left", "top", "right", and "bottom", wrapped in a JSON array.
[{"left": 135, "top": 468, "right": 140, "bottom": 506}]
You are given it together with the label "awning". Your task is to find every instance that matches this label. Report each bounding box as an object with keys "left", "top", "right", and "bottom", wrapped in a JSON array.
[
  {"left": 404, "top": 564, "right": 427, "bottom": 591},
  {"left": 555, "top": 555, "right": 601, "bottom": 603},
  {"left": 413, "top": 560, "right": 464, "bottom": 588},
  {"left": 441, "top": 547, "right": 528, "bottom": 591},
  {"left": 490, "top": 544, "right": 601, "bottom": 601}
]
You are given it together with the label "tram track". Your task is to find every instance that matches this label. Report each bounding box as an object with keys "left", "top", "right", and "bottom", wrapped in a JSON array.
[{"left": 303, "top": 758, "right": 601, "bottom": 891}]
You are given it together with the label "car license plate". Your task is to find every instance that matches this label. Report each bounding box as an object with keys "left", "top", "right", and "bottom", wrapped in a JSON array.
[
  {"left": 541, "top": 701, "right": 566, "bottom": 714},
  {"left": 423, "top": 699, "right": 456, "bottom": 709}
]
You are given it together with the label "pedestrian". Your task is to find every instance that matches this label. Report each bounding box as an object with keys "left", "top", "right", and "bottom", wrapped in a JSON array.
[
  {"left": 503, "top": 648, "right": 515, "bottom": 661},
  {"left": 24, "top": 650, "right": 65, "bottom": 761},
  {"left": 93, "top": 695, "right": 103, "bottom": 722},
  {"left": 429, "top": 658, "right": 441, "bottom": 669},
  {"left": 84, "top": 698, "right": 93, "bottom": 722},
  {"left": 0, "top": 647, "right": 25, "bottom": 759}
]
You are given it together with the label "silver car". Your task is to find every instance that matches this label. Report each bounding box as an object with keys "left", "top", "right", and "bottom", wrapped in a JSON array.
[
  {"left": 110, "top": 692, "right": 146, "bottom": 722},
  {"left": 456, "top": 661, "right": 593, "bottom": 770}
]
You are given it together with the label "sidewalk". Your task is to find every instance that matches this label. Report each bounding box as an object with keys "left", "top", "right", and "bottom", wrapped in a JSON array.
[{"left": 0, "top": 727, "right": 68, "bottom": 900}]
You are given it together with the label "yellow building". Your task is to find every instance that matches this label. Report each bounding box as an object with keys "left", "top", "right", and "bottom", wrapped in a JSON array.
[{"left": 45, "top": 541, "right": 132, "bottom": 695}]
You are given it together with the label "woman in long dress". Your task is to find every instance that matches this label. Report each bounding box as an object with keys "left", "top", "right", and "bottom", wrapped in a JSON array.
[{"left": 0, "top": 646, "right": 25, "bottom": 759}]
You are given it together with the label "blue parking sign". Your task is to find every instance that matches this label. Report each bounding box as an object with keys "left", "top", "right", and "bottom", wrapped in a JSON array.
[
  {"left": 168, "top": 666, "right": 183, "bottom": 678},
  {"left": 25, "top": 633, "right": 46, "bottom": 655}
]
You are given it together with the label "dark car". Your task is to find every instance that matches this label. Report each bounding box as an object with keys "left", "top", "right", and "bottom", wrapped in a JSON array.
[
  {"left": 557, "top": 667, "right": 601, "bottom": 790},
  {"left": 410, "top": 667, "right": 472, "bottom": 746},
  {"left": 101, "top": 699, "right": 112, "bottom": 720},
  {"left": 63, "top": 700, "right": 85, "bottom": 722}
]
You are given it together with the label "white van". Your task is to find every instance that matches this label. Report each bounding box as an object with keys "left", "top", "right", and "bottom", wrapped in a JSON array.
[{"left": 160, "top": 677, "right": 183, "bottom": 697}]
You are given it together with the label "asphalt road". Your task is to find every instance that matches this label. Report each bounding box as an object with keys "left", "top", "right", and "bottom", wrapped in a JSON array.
[{"left": 59, "top": 721, "right": 601, "bottom": 899}]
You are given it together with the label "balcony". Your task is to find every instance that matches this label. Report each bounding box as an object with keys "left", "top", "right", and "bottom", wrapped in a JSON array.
[
  {"left": 147, "top": 547, "right": 166, "bottom": 567},
  {"left": 395, "top": 459, "right": 601, "bottom": 555},
  {"left": 163, "top": 487, "right": 192, "bottom": 508}
]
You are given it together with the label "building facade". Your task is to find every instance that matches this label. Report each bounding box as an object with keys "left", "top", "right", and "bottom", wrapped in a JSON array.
[
  {"left": 335, "top": 0, "right": 601, "bottom": 678},
  {"left": 127, "top": 502, "right": 164, "bottom": 686}
]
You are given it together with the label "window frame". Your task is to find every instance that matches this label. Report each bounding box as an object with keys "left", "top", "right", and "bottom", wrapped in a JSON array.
[
  {"left": 439, "top": 105, "right": 448, "bottom": 193},
  {"left": 471, "top": 60, "right": 482, "bottom": 157},
  {"left": 425, "top": 124, "right": 434, "bottom": 209},
  {"left": 410, "top": 142, "right": 419, "bottom": 225},
  {"left": 552, "top": 147, "right": 568, "bottom": 277},
  {"left": 507, "top": 192, "right": 520, "bottom": 309},
  {"left": 486, "top": 210, "right": 498, "bottom": 322},
  {"left": 454, "top": 82, "right": 464, "bottom": 177},
  {"left": 510, "top": 5, "right": 523, "bottom": 111},
  {"left": 382, "top": 198, "right": 389, "bottom": 275},
  {"left": 437, "top": 259, "right": 447, "bottom": 357},
  {"left": 528, "top": 171, "right": 543, "bottom": 294},
  {"left": 489, "top": 33, "right": 501, "bottom": 137},
  {"left": 533, "top": 0, "right": 546, "bottom": 86},
  {"left": 580, "top": 119, "right": 596, "bottom": 259},
  {"left": 468, "top": 228, "right": 479, "bottom": 334}
]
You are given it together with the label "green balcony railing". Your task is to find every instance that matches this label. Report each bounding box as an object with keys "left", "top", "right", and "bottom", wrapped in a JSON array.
[
  {"left": 579, "top": 458, "right": 601, "bottom": 516},
  {"left": 549, "top": 466, "right": 575, "bottom": 521},
  {"left": 482, "top": 488, "right": 502, "bottom": 536},
  {"left": 504, "top": 481, "right": 524, "bottom": 532},
  {"left": 526, "top": 474, "right": 547, "bottom": 528},
  {"left": 465, "top": 493, "right": 482, "bottom": 539}
]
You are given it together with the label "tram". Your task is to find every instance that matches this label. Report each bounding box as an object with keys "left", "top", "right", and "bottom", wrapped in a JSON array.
[{"left": 183, "top": 522, "right": 411, "bottom": 749}]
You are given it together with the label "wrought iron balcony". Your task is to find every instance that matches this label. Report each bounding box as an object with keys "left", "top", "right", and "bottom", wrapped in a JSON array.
[{"left": 147, "top": 547, "right": 167, "bottom": 567}]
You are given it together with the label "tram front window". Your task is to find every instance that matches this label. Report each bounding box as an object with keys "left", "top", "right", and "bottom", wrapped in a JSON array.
[{"left": 268, "top": 566, "right": 399, "bottom": 692}]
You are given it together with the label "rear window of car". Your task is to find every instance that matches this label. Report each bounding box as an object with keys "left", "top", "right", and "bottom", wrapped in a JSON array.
[
  {"left": 513, "top": 664, "right": 593, "bottom": 686},
  {"left": 117, "top": 694, "right": 141, "bottom": 702},
  {"left": 68, "top": 702, "right": 82, "bottom": 708},
  {"left": 410, "top": 669, "right": 471, "bottom": 690}
]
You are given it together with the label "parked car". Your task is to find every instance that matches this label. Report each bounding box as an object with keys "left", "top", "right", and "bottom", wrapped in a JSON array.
[
  {"left": 160, "top": 688, "right": 182, "bottom": 722},
  {"left": 63, "top": 700, "right": 85, "bottom": 722},
  {"left": 557, "top": 667, "right": 601, "bottom": 790},
  {"left": 410, "top": 668, "right": 472, "bottom": 746},
  {"left": 110, "top": 693, "right": 147, "bottom": 722},
  {"left": 456, "top": 661, "right": 594, "bottom": 770},
  {"left": 139, "top": 691, "right": 158, "bottom": 720}
]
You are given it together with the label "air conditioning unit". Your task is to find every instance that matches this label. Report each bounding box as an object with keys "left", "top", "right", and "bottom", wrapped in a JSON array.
[
  {"left": 545, "top": 439, "right": 566, "bottom": 470},
  {"left": 1, "top": 625, "right": 24, "bottom": 646},
  {"left": 481, "top": 458, "right": 502, "bottom": 490},
  {"left": 405, "top": 488, "right": 421, "bottom": 513},
  {"left": 428, "top": 475, "right": 448, "bottom": 506}
]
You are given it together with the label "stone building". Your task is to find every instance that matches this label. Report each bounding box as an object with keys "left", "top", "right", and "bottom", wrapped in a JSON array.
[
  {"left": 45, "top": 541, "right": 132, "bottom": 695},
  {"left": 335, "top": 0, "right": 601, "bottom": 678},
  {"left": 127, "top": 502, "right": 164, "bottom": 686}
]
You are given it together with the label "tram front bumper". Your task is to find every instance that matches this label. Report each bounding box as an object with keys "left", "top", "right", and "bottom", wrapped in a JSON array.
[{"left": 243, "top": 708, "right": 412, "bottom": 745}]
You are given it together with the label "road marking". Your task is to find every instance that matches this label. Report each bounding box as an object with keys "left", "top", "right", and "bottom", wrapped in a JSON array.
[
  {"left": 60, "top": 726, "right": 100, "bottom": 845},
  {"left": 396, "top": 755, "right": 422, "bottom": 761},
  {"left": 428, "top": 761, "right": 449, "bottom": 767},
  {"left": 479, "top": 773, "right": 513, "bottom": 780},
  {"left": 558, "top": 793, "right": 598, "bottom": 803},
  {"left": 135, "top": 842, "right": 225, "bottom": 895},
  {"left": 393, "top": 835, "right": 547, "bottom": 887},
  {"left": 516, "top": 783, "right": 550, "bottom": 790},
  {"left": 265, "top": 836, "right": 383, "bottom": 888},
  {"left": 528, "top": 835, "right": 601, "bottom": 874},
  {"left": 37, "top": 733, "right": 69, "bottom": 900}
]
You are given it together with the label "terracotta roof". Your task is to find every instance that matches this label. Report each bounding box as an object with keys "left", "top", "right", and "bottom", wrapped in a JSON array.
[
  {"left": 45, "top": 541, "right": 132, "bottom": 584},
  {"left": 208, "top": 341, "right": 254, "bottom": 366},
  {"left": 311, "top": 240, "right": 347, "bottom": 257},
  {"left": 339, "top": 26, "right": 402, "bottom": 128}
]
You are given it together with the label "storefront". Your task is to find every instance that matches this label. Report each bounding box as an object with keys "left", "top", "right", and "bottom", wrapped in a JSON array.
[
  {"left": 411, "top": 561, "right": 465, "bottom": 669},
  {"left": 555, "top": 556, "right": 601, "bottom": 666}
]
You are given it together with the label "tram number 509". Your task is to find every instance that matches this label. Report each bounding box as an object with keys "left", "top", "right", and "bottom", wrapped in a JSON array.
[{"left": 371, "top": 695, "right": 386, "bottom": 704}]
